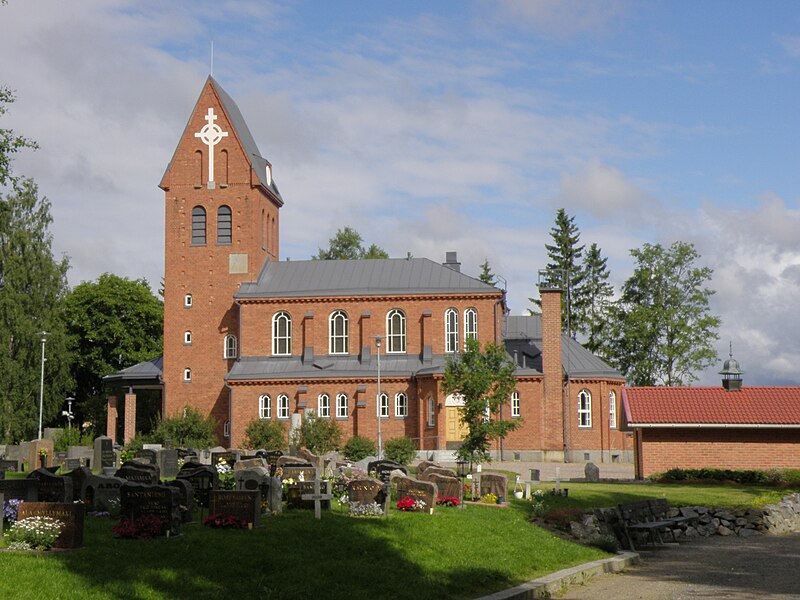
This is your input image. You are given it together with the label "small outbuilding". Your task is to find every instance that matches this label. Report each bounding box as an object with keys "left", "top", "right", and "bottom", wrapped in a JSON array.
[{"left": 622, "top": 355, "right": 800, "bottom": 478}]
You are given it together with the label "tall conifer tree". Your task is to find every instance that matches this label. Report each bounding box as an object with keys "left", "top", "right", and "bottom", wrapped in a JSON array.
[{"left": 579, "top": 243, "right": 614, "bottom": 356}]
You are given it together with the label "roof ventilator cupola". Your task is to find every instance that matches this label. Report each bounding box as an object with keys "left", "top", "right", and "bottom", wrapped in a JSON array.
[{"left": 719, "top": 343, "right": 744, "bottom": 391}]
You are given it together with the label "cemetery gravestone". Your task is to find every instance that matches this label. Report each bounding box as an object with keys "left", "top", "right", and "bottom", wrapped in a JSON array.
[
  {"left": 0, "top": 478, "right": 38, "bottom": 501},
  {"left": 176, "top": 463, "right": 217, "bottom": 508},
  {"left": 65, "top": 467, "right": 92, "bottom": 502},
  {"left": 64, "top": 458, "right": 81, "bottom": 471},
  {"left": 53, "top": 451, "right": 68, "bottom": 468},
  {"left": 120, "top": 482, "right": 181, "bottom": 536},
  {"left": 479, "top": 473, "right": 508, "bottom": 503},
  {"left": 157, "top": 449, "right": 180, "bottom": 479},
  {"left": 394, "top": 476, "right": 437, "bottom": 512},
  {"left": 166, "top": 479, "right": 195, "bottom": 523},
  {"left": 83, "top": 475, "right": 125, "bottom": 512},
  {"left": 209, "top": 489, "right": 261, "bottom": 527},
  {"left": 300, "top": 479, "right": 333, "bottom": 519},
  {"left": 94, "top": 436, "right": 117, "bottom": 470},
  {"left": 584, "top": 462, "right": 600, "bottom": 482},
  {"left": 135, "top": 449, "right": 158, "bottom": 465},
  {"left": 211, "top": 451, "right": 239, "bottom": 469},
  {"left": 368, "top": 460, "right": 408, "bottom": 484},
  {"left": 18, "top": 502, "right": 85, "bottom": 548},
  {"left": 345, "top": 478, "right": 385, "bottom": 506},
  {"left": 415, "top": 460, "right": 439, "bottom": 476},
  {"left": 0, "top": 459, "right": 19, "bottom": 472},
  {"left": 297, "top": 447, "right": 322, "bottom": 468},
  {"left": 115, "top": 464, "right": 160, "bottom": 485},
  {"left": 27, "top": 469, "right": 72, "bottom": 503},
  {"left": 233, "top": 457, "right": 268, "bottom": 471},
  {"left": 281, "top": 465, "right": 317, "bottom": 482},
  {"left": 428, "top": 473, "right": 461, "bottom": 500},
  {"left": 66, "top": 446, "right": 93, "bottom": 468},
  {"left": 276, "top": 455, "right": 309, "bottom": 469},
  {"left": 420, "top": 466, "right": 458, "bottom": 481}
]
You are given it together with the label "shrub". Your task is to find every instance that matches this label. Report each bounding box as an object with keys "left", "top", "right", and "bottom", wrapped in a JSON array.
[
  {"left": 343, "top": 436, "right": 377, "bottom": 462},
  {"left": 244, "top": 419, "right": 287, "bottom": 451},
  {"left": 53, "top": 428, "right": 96, "bottom": 451},
  {"left": 146, "top": 406, "right": 217, "bottom": 448},
  {"left": 383, "top": 436, "right": 417, "bottom": 465},
  {"left": 651, "top": 468, "right": 782, "bottom": 486},
  {"left": 542, "top": 507, "right": 585, "bottom": 531},
  {"left": 6, "top": 516, "right": 63, "bottom": 550},
  {"left": 290, "top": 412, "right": 342, "bottom": 454}
]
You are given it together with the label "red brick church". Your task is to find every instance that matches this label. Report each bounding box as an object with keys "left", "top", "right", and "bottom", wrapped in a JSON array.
[{"left": 105, "top": 76, "right": 631, "bottom": 463}]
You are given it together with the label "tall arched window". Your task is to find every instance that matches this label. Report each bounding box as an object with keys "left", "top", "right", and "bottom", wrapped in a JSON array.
[
  {"left": 224, "top": 334, "right": 237, "bottom": 359},
  {"left": 445, "top": 308, "right": 459, "bottom": 353},
  {"left": 378, "top": 393, "right": 389, "bottom": 418},
  {"left": 259, "top": 394, "right": 271, "bottom": 419},
  {"left": 277, "top": 394, "right": 289, "bottom": 419},
  {"left": 386, "top": 309, "right": 406, "bottom": 353},
  {"left": 578, "top": 389, "right": 592, "bottom": 428},
  {"left": 609, "top": 391, "right": 617, "bottom": 429},
  {"left": 272, "top": 312, "right": 292, "bottom": 355},
  {"left": 191, "top": 206, "right": 206, "bottom": 245},
  {"left": 427, "top": 396, "right": 436, "bottom": 427},
  {"left": 395, "top": 392, "right": 408, "bottom": 417},
  {"left": 318, "top": 393, "right": 330, "bottom": 418},
  {"left": 511, "top": 391, "right": 520, "bottom": 418},
  {"left": 329, "top": 310, "right": 349, "bottom": 354},
  {"left": 217, "top": 205, "right": 232, "bottom": 244},
  {"left": 464, "top": 308, "right": 478, "bottom": 345},
  {"left": 336, "top": 393, "right": 348, "bottom": 418}
]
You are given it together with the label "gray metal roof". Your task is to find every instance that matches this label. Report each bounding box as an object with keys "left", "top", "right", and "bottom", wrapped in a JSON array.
[
  {"left": 102, "top": 357, "right": 163, "bottom": 384},
  {"left": 236, "top": 257, "right": 500, "bottom": 299},
  {"left": 226, "top": 354, "right": 449, "bottom": 381},
  {"left": 161, "top": 76, "right": 283, "bottom": 203},
  {"left": 503, "top": 315, "right": 623, "bottom": 380}
]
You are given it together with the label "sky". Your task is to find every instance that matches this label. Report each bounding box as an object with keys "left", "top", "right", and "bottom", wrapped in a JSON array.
[{"left": 0, "top": 0, "right": 798, "bottom": 386}]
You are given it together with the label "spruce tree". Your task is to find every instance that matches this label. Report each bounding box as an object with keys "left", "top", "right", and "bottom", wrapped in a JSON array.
[
  {"left": 579, "top": 243, "right": 614, "bottom": 356},
  {"left": 478, "top": 259, "right": 496, "bottom": 285}
]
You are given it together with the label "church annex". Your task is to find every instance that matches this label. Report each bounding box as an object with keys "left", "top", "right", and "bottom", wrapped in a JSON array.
[{"left": 106, "top": 76, "right": 631, "bottom": 463}]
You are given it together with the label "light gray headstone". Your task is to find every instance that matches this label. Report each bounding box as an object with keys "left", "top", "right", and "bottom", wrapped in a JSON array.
[{"left": 585, "top": 462, "right": 600, "bottom": 482}]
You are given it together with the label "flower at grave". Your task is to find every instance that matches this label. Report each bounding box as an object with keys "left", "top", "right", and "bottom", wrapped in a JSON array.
[
  {"left": 281, "top": 477, "right": 295, "bottom": 488},
  {"left": 347, "top": 501, "right": 383, "bottom": 517},
  {"left": 203, "top": 513, "right": 248, "bottom": 529},
  {"left": 3, "top": 498, "right": 22, "bottom": 522},
  {"left": 216, "top": 459, "right": 236, "bottom": 490},
  {"left": 112, "top": 515, "right": 169, "bottom": 540},
  {"left": 397, "top": 496, "right": 416, "bottom": 511},
  {"left": 531, "top": 489, "right": 545, "bottom": 502},
  {"left": 436, "top": 497, "right": 460, "bottom": 507},
  {"left": 6, "top": 516, "right": 63, "bottom": 550},
  {"left": 39, "top": 448, "right": 49, "bottom": 458},
  {"left": 480, "top": 493, "right": 498, "bottom": 505},
  {"left": 275, "top": 467, "right": 283, "bottom": 478}
]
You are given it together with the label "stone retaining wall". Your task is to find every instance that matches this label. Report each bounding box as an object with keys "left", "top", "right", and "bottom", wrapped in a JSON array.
[{"left": 569, "top": 493, "right": 800, "bottom": 546}]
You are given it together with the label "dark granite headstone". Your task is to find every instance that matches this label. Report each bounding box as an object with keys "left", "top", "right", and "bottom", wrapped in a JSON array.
[
  {"left": 0, "top": 459, "right": 19, "bottom": 472},
  {"left": 368, "top": 460, "right": 408, "bottom": 483},
  {"left": 166, "top": 479, "right": 194, "bottom": 523},
  {"left": 94, "top": 435, "right": 117, "bottom": 470},
  {"left": 134, "top": 449, "right": 157, "bottom": 465},
  {"left": 64, "top": 458, "right": 82, "bottom": 471},
  {"left": 115, "top": 463, "right": 160, "bottom": 485},
  {"left": 120, "top": 482, "right": 181, "bottom": 536},
  {"left": 27, "top": 468, "right": 72, "bottom": 503},
  {"left": 394, "top": 476, "right": 437, "bottom": 512},
  {"left": 479, "top": 473, "right": 508, "bottom": 503},
  {"left": 157, "top": 449, "right": 180, "bottom": 479},
  {"left": 209, "top": 489, "right": 261, "bottom": 527},
  {"left": 175, "top": 448, "right": 192, "bottom": 460},
  {"left": 65, "top": 466, "right": 92, "bottom": 502},
  {"left": 53, "top": 451, "right": 68, "bottom": 468},
  {"left": 18, "top": 502, "right": 85, "bottom": 548},
  {"left": 346, "top": 478, "right": 385, "bottom": 505},
  {"left": 176, "top": 463, "right": 217, "bottom": 508},
  {"left": 83, "top": 475, "right": 125, "bottom": 512},
  {"left": 0, "top": 478, "right": 38, "bottom": 501}
]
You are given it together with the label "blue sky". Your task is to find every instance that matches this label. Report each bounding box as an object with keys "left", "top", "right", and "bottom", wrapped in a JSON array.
[{"left": 1, "top": 1, "right": 798, "bottom": 385}]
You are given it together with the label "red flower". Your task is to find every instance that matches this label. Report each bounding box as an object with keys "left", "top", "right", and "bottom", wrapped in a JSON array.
[
  {"left": 396, "top": 496, "right": 416, "bottom": 511},
  {"left": 436, "top": 496, "right": 460, "bottom": 507}
]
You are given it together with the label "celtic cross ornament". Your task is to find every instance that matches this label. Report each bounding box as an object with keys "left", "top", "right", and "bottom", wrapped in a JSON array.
[{"left": 195, "top": 107, "right": 228, "bottom": 187}]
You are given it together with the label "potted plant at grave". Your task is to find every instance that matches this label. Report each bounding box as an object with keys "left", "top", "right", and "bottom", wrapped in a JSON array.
[{"left": 39, "top": 448, "right": 49, "bottom": 468}]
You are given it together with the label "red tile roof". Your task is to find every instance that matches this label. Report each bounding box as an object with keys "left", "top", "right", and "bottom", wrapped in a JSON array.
[{"left": 622, "top": 386, "right": 800, "bottom": 426}]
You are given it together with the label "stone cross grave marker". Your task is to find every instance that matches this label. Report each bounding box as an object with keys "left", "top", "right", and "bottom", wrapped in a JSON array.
[{"left": 301, "top": 469, "right": 333, "bottom": 520}]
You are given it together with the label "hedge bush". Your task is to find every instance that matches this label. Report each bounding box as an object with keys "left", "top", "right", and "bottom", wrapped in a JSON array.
[
  {"left": 383, "top": 436, "right": 417, "bottom": 465},
  {"left": 343, "top": 435, "right": 377, "bottom": 462},
  {"left": 244, "top": 419, "right": 287, "bottom": 451},
  {"left": 650, "top": 467, "right": 800, "bottom": 486},
  {"left": 290, "top": 413, "right": 342, "bottom": 454}
]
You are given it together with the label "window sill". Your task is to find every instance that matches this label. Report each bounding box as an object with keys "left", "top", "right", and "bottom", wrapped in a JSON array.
[
  {"left": 216, "top": 242, "right": 232, "bottom": 246},
  {"left": 578, "top": 425, "right": 592, "bottom": 429},
  {"left": 394, "top": 415, "right": 408, "bottom": 419},
  {"left": 335, "top": 417, "right": 349, "bottom": 421},
  {"left": 189, "top": 243, "right": 206, "bottom": 247}
]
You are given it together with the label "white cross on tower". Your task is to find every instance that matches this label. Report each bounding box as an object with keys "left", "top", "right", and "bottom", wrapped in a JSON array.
[{"left": 195, "top": 107, "right": 228, "bottom": 187}]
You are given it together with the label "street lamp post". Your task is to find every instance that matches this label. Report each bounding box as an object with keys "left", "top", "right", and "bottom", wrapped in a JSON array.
[
  {"left": 373, "top": 335, "right": 384, "bottom": 459},
  {"left": 35, "top": 331, "right": 49, "bottom": 440}
]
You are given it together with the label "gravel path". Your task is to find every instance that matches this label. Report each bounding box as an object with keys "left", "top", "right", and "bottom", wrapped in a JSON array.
[{"left": 559, "top": 533, "right": 800, "bottom": 599}]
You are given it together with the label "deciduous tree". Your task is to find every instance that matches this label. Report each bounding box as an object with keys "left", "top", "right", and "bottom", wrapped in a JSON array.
[{"left": 314, "top": 226, "right": 389, "bottom": 260}]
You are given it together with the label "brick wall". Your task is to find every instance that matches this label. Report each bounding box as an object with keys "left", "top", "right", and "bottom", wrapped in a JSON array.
[{"left": 639, "top": 428, "right": 800, "bottom": 476}]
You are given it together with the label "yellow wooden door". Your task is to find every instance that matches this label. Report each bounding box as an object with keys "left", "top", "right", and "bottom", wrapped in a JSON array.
[{"left": 445, "top": 407, "right": 469, "bottom": 442}]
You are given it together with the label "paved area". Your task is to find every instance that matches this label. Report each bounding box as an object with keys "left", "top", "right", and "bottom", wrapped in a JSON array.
[
  {"left": 559, "top": 533, "right": 800, "bottom": 599},
  {"left": 436, "top": 460, "right": 635, "bottom": 482}
]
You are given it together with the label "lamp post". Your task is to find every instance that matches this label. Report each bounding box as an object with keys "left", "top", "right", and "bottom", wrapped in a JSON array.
[
  {"left": 62, "top": 397, "right": 75, "bottom": 430},
  {"left": 373, "top": 335, "right": 384, "bottom": 459},
  {"left": 35, "top": 331, "right": 49, "bottom": 440}
]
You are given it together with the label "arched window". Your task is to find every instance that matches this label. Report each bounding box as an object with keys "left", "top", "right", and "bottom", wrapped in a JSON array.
[
  {"left": 183, "top": 368, "right": 192, "bottom": 382},
  {"left": 272, "top": 312, "right": 292, "bottom": 355},
  {"left": 224, "top": 334, "right": 237, "bottom": 359},
  {"left": 184, "top": 331, "right": 192, "bottom": 345},
  {"left": 336, "top": 393, "right": 348, "bottom": 418},
  {"left": 445, "top": 308, "right": 459, "bottom": 353},
  {"left": 511, "top": 391, "right": 520, "bottom": 418},
  {"left": 609, "top": 391, "right": 617, "bottom": 429},
  {"left": 464, "top": 308, "right": 478, "bottom": 345},
  {"left": 259, "top": 394, "right": 271, "bottom": 419},
  {"left": 217, "top": 205, "right": 232, "bottom": 244},
  {"left": 318, "top": 393, "right": 330, "bottom": 418},
  {"left": 578, "top": 389, "right": 592, "bottom": 428},
  {"left": 277, "top": 394, "right": 289, "bottom": 419},
  {"left": 386, "top": 309, "right": 406, "bottom": 353},
  {"left": 191, "top": 206, "right": 206, "bottom": 245},
  {"left": 395, "top": 392, "right": 408, "bottom": 417},
  {"left": 378, "top": 392, "right": 389, "bottom": 418},
  {"left": 329, "top": 310, "right": 349, "bottom": 354}
]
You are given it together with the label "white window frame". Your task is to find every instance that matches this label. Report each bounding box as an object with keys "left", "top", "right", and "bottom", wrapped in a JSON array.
[
  {"left": 217, "top": 205, "right": 232, "bottom": 244},
  {"left": 386, "top": 309, "right": 406, "bottom": 353},
  {"left": 184, "top": 294, "right": 193, "bottom": 308},
  {"left": 378, "top": 392, "right": 389, "bottom": 418},
  {"left": 511, "top": 391, "right": 520, "bottom": 418},
  {"left": 318, "top": 393, "right": 330, "bottom": 418},
  {"left": 464, "top": 308, "right": 478, "bottom": 344},
  {"left": 427, "top": 396, "right": 435, "bottom": 427},
  {"left": 395, "top": 392, "right": 408, "bottom": 417},
  {"left": 445, "top": 308, "right": 459, "bottom": 353},
  {"left": 272, "top": 311, "right": 292, "bottom": 356},
  {"left": 578, "top": 389, "right": 592, "bottom": 428},
  {"left": 223, "top": 420, "right": 230, "bottom": 438},
  {"left": 277, "top": 394, "right": 289, "bottom": 419},
  {"left": 609, "top": 391, "right": 617, "bottom": 429},
  {"left": 184, "top": 331, "right": 192, "bottom": 345},
  {"left": 336, "top": 393, "right": 348, "bottom": 419},
  {"left": 328, "top": 310, "right": 349, "bottom": 355},
  {"left": 183, "top": 368, "right": 191, "bottom": 382},
  {"left": 224, "top": 334, "right": 237, "bottom": 359},
  {"left": 259, "top": 394, "right": 271, "bottom": 419}
]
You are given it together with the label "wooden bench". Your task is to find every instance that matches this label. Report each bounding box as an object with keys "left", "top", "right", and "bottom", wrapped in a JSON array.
[
  {"left": 648, "top": 499, "right": 694, "bottom": 528},
  {"left": 617, "top": 501, "right": 678, "bottom": 551}
]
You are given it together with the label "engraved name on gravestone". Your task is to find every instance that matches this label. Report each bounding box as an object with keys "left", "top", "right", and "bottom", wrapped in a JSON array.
[
  {"left": 115, "top": 463, "right": 160, "bottom": 485},
  {"left": 83, "top": 475, "right": 125, "bottom": 512},
  {"left": 157, "top": 449, "right": 180, "bottom": 479},
  {"left": 209, "top": 489, "right": 261, "bottom": 527},
  {"left": 27, "top": 469, "right": 72, "bottom": 503},
  {"left": 120, "top": 483, "right": 181, "bottom": 536},
  {"left": 18, "top": 502, "right": 85, "bottom": 548},
  {"left": 345, "top": 478, "right": 385, "bottom": 506},
  {"left": 176, "top": 463, "right": 217, "bottom": 508},
  {"left": 94, "top": 436, "right": 117, "bottom": 470},
  {"left": 0, "top": 478, "right": 38, "bottom": 501},
  {"left": 479, "top": 473, "right": 508, "bottom": 503},
  {"left": 394, "top": 476, "right": 437, "bottom": 512}
]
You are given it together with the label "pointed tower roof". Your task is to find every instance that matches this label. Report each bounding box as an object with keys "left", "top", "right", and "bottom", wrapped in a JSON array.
[{"left": 160, "top": 76, "right": 283, "bottom": 203}]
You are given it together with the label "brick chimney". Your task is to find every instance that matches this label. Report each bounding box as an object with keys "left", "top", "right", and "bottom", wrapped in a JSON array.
[{"left": 539, "top": 276, "right": 564, "bottom": 452}]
